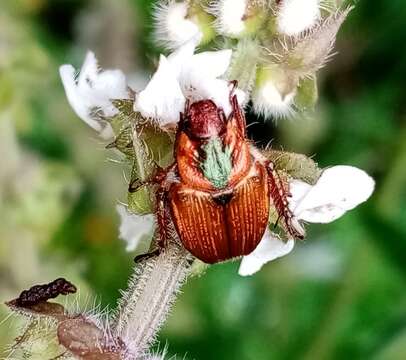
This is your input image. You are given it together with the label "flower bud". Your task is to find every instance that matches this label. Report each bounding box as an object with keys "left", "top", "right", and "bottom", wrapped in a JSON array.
[
  {"left": 153, "top": 1, "right": 214, "bottom": 50},
  {"left": 273, "top": 7, "right": 353, "bottom": 77},
  {"left": 252, "top": 65, "right": 297, "bottom": 119},
  {"left": 276, "top": 0, "right": 321, "bottom": 36},
  {"left": 211, "top": 0, "right": 266, "bottom": 38}
]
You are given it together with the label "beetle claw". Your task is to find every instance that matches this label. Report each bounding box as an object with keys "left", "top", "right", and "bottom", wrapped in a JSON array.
[
  {"left": 128, "top": 178, "right": 143, "bottom": 193},
  {"left": 128, "top": 164, "right": 168, "bottom": 193},
  {"left": 228, "top": 80, "right": 238, "bottom": 96},
  {"left": 133, "top": 249, "right": 161, "bottom": 263}
]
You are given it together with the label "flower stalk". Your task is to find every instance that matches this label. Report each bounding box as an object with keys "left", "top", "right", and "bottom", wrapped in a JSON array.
[{"left": 113, "top": 240, "right": 192, "bottom": 359}]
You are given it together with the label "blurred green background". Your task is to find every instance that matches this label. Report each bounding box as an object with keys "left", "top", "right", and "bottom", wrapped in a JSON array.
[{"left": 0, "top": 0, "right": 405, "bottom": 359}]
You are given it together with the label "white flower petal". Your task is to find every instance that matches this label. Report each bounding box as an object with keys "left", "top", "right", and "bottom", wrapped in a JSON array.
[
  {"left": 60, "top": 64, "right": 101, "bottom": 132},
  {"left": 298, "top": 203, "right": 347, "bottom": 223},
  {"left": 289, "top": 179, "right": 313, "bottom": 210},
  {"left": 169, "top": 40, "right": 245, "bottom": 116},
  {"left": 134, "top": 55, "right": 186, "bottom": 125},
  {"left": 77, "top": 51, "right": 99, "bottom": 86},
  {"left": 93, "top": 70, "right": 129, "bottom": 103},
  {"left": 166, "top": 34, "right": 200, "bottom": 75},
  {"left": 60, "top": 51, "right": 130, "bottom": 139},
  {"left": 183, "top": 78, "right": 246, "bottom": 117},
  {"left": 137, "top": 40, "right": 243, "bottom": 123},
  {"left": 212, "top": 0, "right": 247, "bottom": 37},
  {"left": 238, "top": 228, "right": 295, "bottom": 276},
  {"left": 188, "top": 49, "right": 233, "bottom": 79},
  {"left": 189, "top": 78, "right": 230, "bottom": 110},
  {"left": 290, "top": 166, "right": 375, "bottom": 223},
  {"left": 277, "top": 0, "right": 321, "bottom": 36},
  {"left": 153, "top": 1, "right": 201, "bottom": 50},
  {"left": 116, "top": 205, "right": 155, "bottom": 253},
  {"left": 198, "top": 79, "right": 246, "bottom": 116}
]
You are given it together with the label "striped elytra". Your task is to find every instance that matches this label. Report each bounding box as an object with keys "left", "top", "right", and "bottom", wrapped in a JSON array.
[{"left": 169, "top": 163, "right": 270, "bottom": 263}]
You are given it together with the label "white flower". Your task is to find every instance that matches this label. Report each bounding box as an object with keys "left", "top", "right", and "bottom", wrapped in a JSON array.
[
  {"left": 134, "top": 37, "right": 246, "bottom": 126},
  {"left": 239, "top": 165, "right": 374, "bottom": 276},
  {"left": 59, "top": 51, "right": 130, "bottom": 139},
  {"left": 252, "top": 80, "right": 296, "bottom": 119},
  {"left": 277, "top": 0, "right": 321, "bottom": 36},
  {"left": 135, "top": 55, "right": 186, "bottom": 125},
  {"left": 289, "top": 166, "right": 375, "bottom": 223},
  {"left": 210, "top": 0, "right": 248, "bottom": 38},
  {"left": 116, "top": 205, "right": 156, "bottom": 254},
  {"left": 153, "top": 1, "right": 202, "bottom": 50}
]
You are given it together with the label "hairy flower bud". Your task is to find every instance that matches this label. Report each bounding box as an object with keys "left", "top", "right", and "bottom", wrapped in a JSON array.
[
  {"left": 211, "top": 0, "right": 247, "bottom": 37},
  {"left": 273, "top": 7, "right": 353, "bottom": 78},
  {"left": 210, "top": 0, "right": 266, "bottom": 38},
  {"left": 153, "top": 1, "right": 214, "bottom": 49},
  {"left": 276, "top": 0, "right": 321, "bottom": 36},
  {"left": 252, "top": 65, "right": 297, "bottom": 119}
]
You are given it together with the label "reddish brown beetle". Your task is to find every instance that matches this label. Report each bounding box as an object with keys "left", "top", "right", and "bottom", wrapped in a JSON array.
[{"left": 132, "top": 83, "right": 304, "bottom": 264}]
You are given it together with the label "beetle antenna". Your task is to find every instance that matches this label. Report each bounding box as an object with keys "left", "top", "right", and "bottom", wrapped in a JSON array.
[{"left": 128, "top": 178, "right": 144, "bottom": 193}]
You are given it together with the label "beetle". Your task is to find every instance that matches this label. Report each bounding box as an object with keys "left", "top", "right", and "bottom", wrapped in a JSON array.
[{"left": 131, "top": 82, "right": 304, "bottom": 264}]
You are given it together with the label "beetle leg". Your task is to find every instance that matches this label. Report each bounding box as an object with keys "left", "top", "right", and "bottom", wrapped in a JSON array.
[
  {"left": 128, "top": 163, "right": 173, "bottom": 193},
  {"left": 229, "top": 90, "right": 246, "bottom": 137},
  {"left": 133, "top": 184, "right": 171, "bottom": 262},
  {"left": 155, "top": 163, "right": 180, "bottom": 249},
  {"left": 128, "top": 178, "right": 153, "bottom": 193},
  {"left": 156, "top": 186, "right": 170, "bottom": 249},
  {"left": 133, "top": 173, "right": 176, "bottom": 262},
  {"left": 134, "top": 249, "right": 160, "bottom": 263},
  {"left": 266, "top": 163, "right": 305, "bottom": 240}
]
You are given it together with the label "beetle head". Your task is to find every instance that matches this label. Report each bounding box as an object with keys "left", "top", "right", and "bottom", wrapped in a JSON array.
[{"left": 183, "top": 99, "right": 226, "bottom": 140}]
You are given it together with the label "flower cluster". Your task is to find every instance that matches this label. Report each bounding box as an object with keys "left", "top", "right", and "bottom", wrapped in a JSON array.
[{"left": 151, "top": 0, "right": 352, "bottom": 119}]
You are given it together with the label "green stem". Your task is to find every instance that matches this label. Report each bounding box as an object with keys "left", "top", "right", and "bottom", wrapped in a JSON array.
[{"left": 113, "top": 241, "right": 191, "bottom": 359}]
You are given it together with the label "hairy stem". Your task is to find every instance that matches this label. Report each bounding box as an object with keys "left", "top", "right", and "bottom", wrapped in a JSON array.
[{"left": 113, "top": 241, "right": 191, "bottom": 359}]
